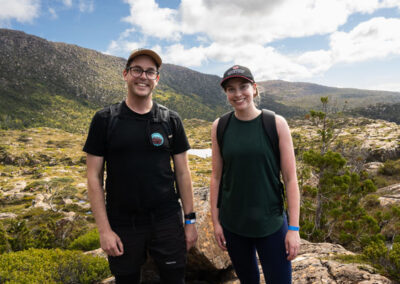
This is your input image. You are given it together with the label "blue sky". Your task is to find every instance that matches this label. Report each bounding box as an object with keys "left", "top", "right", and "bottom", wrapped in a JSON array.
[{"left": 1, "top": 0, "right": 400, "bottom": 92}]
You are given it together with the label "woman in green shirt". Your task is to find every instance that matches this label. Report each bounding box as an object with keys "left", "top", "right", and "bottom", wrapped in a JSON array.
[{"left": 210, "top": 65, "right": 300, "bottom": 283}]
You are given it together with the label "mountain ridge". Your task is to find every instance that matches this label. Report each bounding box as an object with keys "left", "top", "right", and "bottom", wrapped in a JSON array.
[
  {"left": 1, "top": 28, "right": 400, "bottom": 131},
  {"left": 258, "top": 79, "right": 400, "bottom": 110}
]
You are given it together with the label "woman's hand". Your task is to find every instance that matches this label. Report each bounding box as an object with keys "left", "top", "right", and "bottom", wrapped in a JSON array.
[
  {"left": 285, "top": 230, "right": 300, "bottom": 260},
  {"left": 213, "top": 221, "right": 227, "bottom": 251}
]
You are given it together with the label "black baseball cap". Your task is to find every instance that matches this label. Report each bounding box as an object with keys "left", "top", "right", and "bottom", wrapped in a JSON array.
[{"left": 220, "top": 65, "right": 255, "bottom": 88}]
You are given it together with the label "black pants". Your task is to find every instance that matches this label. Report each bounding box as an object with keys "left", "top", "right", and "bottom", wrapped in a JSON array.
[
  {"left": 114, "top": 268, "right": 185, "bottom": 284},
  {"left": 223, "top": 217, "right": 292, "bottom": 284},
  {"left": 109, "top": 211, "right": 186, "bottom": 283}
]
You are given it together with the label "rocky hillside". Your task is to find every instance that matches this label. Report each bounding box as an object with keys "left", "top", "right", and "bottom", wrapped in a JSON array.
[
  {"left": 0, "top": 29, "right": 300, "bottom": 129},
  {"left": 0, "top": 29, "right": 225, "bottom": 108},
  {"left": 258, "top": 80, "right": 400, "bottom": 110},
  {"left": 291, "top": 117, "right": 400, "bottom": 162},
  {"left": 3, "top": 28, "right": 400, "bottom": 133},
  {"left": 0, "top": 29, "right": 224, "bottom": 129},
  {"left": 351, "top": 102, "right": 400, "bottom": 124}
]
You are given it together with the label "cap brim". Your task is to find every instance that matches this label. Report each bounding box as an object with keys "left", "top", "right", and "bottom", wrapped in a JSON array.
[
  {"left": 128, "top": 49, "right": 162, "bottom": 68},
  {"left": 220, "top": 75, "right": 254, "bottom": 87}
]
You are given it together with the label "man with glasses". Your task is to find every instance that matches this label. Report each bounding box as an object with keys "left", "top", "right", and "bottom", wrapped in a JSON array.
[{"left": 84, "top": 49, "right": 197, "bottom": 283}]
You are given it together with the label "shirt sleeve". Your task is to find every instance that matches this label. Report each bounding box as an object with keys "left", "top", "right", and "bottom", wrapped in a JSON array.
[
  {"left": 170, "top": 111, "right": 191, "bottom": 155},
  {"left": 83, "top": 111, "right": 108, "bottom": 157}
]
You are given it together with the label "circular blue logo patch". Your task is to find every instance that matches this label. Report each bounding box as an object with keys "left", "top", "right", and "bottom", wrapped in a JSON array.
[{"left": 151, "top": 132, "right": 164, "bottom": 147}]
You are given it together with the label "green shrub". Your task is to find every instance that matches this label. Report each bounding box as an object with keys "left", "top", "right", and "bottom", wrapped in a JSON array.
[
  {"left": 392, "top": 206, "right": 400, "bottom": 217},
  {"left": 68, "top": 229, "right": 100, "bottom": 251},
  {"left": 3, "top": 211, "right": 90, "bottom": 251},
  {"left": 389, "top": 243, "right": 400, "bottom": 272},
  {"left": 362, "top": 194, "right": 380, "bottom": 210},
  {"left": 379, "top": 160, "right": 400, "bottom": 176},
  {"left": 363, "top": 240, "right": 400, "bottom": 282},
  {"left": 7, "top": 220, "right": 34, "bottom": 251},
  {"left": 0, "top": 248, "right": 110, "bottom": 283},
  {"left": 363, "top": 239, "right": 387, "bottom": 262},
  {"left": 50, "top": 177, "right": 74, "bottom": 187},
  {"left": 372, "top": 176, "right": 389, "bottom": 188},
  {"left": 0, "top": 224, "right": 10, "bottom": 254},
  {"left": 31, "top": 225, "right": 56, "bottom": 249},
  {"left": 23, "top": 180, "right": 48, "bottom": 192}
]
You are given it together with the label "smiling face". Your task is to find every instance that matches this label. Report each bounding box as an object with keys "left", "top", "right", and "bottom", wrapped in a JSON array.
[
  {"left": 123, "top": 55, "right": 159, "bottom": 99},
  {"left": 224, "top": 77, "right": 257, "bottom": 111}
]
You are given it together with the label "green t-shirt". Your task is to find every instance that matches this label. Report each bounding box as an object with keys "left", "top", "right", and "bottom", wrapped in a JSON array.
[{"left": 219, "top": 114, "right": 283, "bottom": 237}]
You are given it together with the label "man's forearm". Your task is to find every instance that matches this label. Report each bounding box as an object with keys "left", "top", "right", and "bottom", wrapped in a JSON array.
[
  {"left": 176, "top": 170, "right": 194, "bottom": 214},
  {"left": 87, "top": 179, "right": 112, "bottom": 233}
]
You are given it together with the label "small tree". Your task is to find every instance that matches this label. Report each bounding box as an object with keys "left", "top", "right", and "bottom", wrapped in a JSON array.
[
  {"left": 301, "top": 97, "right": 377, "bottom": 245},
  {"left": 303, "top": 97, "right": 347, "bottom": 232}
]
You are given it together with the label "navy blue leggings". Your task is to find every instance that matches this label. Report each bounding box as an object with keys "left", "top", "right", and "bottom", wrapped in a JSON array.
[{"left": 223, "top": 218, "right": 292, "bottom": 284}]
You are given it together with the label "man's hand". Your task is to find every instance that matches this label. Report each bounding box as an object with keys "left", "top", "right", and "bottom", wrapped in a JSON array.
[
  {"left": 99, "top": 229, "right": 124, "bottom": 257},
  {"left": 285, "top": 230, "right": 300, "bottom": 260},
  {"left": 184, "top": 224, "right": 198, "bottom": 251},
  {"left": 213, "top": 221, "right": 227, "bottom": 251}
]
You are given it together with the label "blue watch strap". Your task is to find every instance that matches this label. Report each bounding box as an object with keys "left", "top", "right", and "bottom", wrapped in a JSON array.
[
  {"left": 288, "top": 225, "right": 299, "bottom": 231},
  {"left": 185, "top": 219, "right": 196, "bottom": 224}
]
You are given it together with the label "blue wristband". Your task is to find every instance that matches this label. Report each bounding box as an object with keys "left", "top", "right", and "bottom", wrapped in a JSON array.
[
  {"left": 288, "top": 225, "right": 299, "bottom": 231},
  {"left": 185, "top": 219, "right": 196, "bottom": 224}
]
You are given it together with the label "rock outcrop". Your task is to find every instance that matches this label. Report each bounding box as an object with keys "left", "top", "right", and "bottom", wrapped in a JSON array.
[
  {"left": 224, "top": 240, "right": 392, "bottom": 283},
  {"left": 377, "top": 183, "right": 400, "bottom": 206},
  {"left": 292, "top": 118, "right": 400, "bottom": 162},
  {"left": 32, "top": 193, "right": 52, "bottom": 210},
  {"left": 98, "top": 240, "right": 393, "bottom": 283},
  {"left": 363, "top": 162, "right": 384, "bottom": 175},
  {"left": 188, "top": 187, "right": 231, "bottom": 270},
  {"left": 291, "top": 240, "right": 392, "bottom": 284},
  {"left": 0, "top": 212, "right": 17, "bottom": 219},
  {"left": 97, "top": 187, "right": 393, "bottom": 283}
]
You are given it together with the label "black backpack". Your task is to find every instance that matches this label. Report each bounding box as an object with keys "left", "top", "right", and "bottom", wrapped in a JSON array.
[
  {"left": 105, "top": 101, "right": 173, "bottom": 150},
  {"left": 216, "top": 110, "right": 285, "bottom": 212},
  {"left": 103, "top": 101, "right": 180, "bottom": 200}
]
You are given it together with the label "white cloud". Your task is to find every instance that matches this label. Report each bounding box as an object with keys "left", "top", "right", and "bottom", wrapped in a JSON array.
[
  {"left": 104, "top": 28, "right": 144, "bottom": 56},
  {"left": 178, "top": 0, "right": 400, "bottom": 45},
  {"left": 294, "top": 17, "right": 400, "bottom": 77},
  {"left": 122, "top": 0, "right": 181, "bottom": 40},
  {"left": 296, "top": 50, "right": 333, "bottom": 74},
  {"left": 48, "top": 7, "right": 57, "bottom": 19},
  {"left": 79, "top": 0, "right": 94, "bottom": 13},
  {"left": 160, "top": 42, "right": 311, "bottom": 80},
  {"left": 62, "top": 0, "right": 72, "bottom": 7},
  {"left": 108, "top": 0, "right": 400, "bottom": 82},
  {"left": 380, "top": 0, "right": 400, "bottom": 10},
  {"left": 117, "top": 0, "right": 400, "bottom": 48},
  {"left": 162, "top": 44, "right": 208, "bottom": 67},
  {"left": 0, "top": 0, "right": 40, "bottom": 26},
  {"left": 105, "top": 40, "right": 142, "bottom": 56},
  {"left": 330, "top": 17, "right": 400, "bottom": 63}
]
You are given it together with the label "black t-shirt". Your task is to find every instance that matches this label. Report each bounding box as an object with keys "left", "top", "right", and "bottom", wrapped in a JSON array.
[{"left": 83, "top": 101, "right": 190, "bottom": 226}]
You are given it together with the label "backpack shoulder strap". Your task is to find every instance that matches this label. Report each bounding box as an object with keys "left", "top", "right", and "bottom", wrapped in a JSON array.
[
  {"left": 106, "top": 101, "right": 123, "bottom": 146},
  {"left": 261, "top": 109, "right": 280, "bottom": 169},
  {"left": 216, "top": 111, "right": 234, "bottom": 209},
  {"left": 152, "top": 102, "right": 173, "bottom": 147},
  {"left": 216, "top": 111, "right": 234, "bottom": 155},
  {"left": 261, "top": 109, "right": 287, "bottom": 214},
  {"left": 152, "top": 102, "right": 169, "bottom": 123}
]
